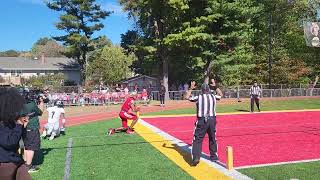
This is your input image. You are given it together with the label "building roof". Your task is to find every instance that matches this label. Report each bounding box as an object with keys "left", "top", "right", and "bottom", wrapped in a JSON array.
[
  {"left": 121, "top": 75, "right": 158, "bottom": 84},
  {"left": 0, "top": 57, "right": 80, "bottom": 71}
]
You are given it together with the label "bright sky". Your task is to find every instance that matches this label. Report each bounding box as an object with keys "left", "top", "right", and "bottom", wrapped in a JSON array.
[{"left": 0, "top": 0, "right": 133, "bottom": 51}]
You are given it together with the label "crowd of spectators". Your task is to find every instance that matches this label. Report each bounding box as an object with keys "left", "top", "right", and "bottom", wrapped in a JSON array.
[{"left": 44, "top": 84, "right": 153, "bottom": 106}]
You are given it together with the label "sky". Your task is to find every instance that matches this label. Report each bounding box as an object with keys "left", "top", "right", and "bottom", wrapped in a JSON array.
[{"left": 0, "top": 0, "right": 134, "bottom": 51}]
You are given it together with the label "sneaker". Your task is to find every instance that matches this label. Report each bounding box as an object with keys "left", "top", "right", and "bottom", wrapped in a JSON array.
[
  {"left": 108, "top": 128, "right": 115, "bottom": 135},
  {"left": 40, "top": 133, "right": 47, "bottom": 139},
  {"left": 126, "top": 129, "right": 135, "bottom": 134},
  {"left": 49, "top": 135, "right": 55, "bottom": 141},
  {"left": 27, "top": 165, "right": 39, "bottom": 173},
  {"left": 191, "top": 159, "right": 200, "bottom": 166},
  {"left": 210, "top": 155, "right": 219, "bottom": 162},
  {"left": 60, "top": 130, "right": 66, "bottom": 136}
]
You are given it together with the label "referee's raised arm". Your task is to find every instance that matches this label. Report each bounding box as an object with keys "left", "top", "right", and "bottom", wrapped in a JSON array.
[{"left": 185, "top": 81, "right": 197, "bottom": 101}]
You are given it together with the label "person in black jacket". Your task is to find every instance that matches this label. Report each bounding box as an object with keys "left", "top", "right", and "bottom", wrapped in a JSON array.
[
  {"left": 0, "top": 87, "right": 32, "bottom": 180},
  {"left": 159, "top": 81, "right": 166, "bottom": 107}
]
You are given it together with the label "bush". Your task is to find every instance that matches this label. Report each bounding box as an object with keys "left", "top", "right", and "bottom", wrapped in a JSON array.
[{"left": 25, "top": 73, "right": 65, "bottom": 89}]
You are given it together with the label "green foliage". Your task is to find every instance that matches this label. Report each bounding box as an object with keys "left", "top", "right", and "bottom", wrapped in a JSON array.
[
  {"left": 31, "top": 37, "right": 65, "bottom": 57},
  {"left": 47, "top": 0, "right": 110, "bottom": 83},
  {"left": 88, "top": 45, "right": 135, "bottom": 84},
  {"left": 0, "top": 50, "right": 20, "bottom": 57},
  {"left": 25, "top": 73, "right": 65, "bottom": 89},
  {"left": 120, "top": 0, "right": 320, "bottom": 86}
]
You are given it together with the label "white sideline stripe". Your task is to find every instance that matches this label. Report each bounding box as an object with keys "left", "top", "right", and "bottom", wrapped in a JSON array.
[
  {"left": 235, "top": 158, "right": 320, "bottom": 170},
  {"left": 63, "top": 138, "right": 73, "bottom": 180},
  {"left": 139, "top": 119, "right": 252, "bottom": 180},
  {"left": 141, "top": 109, "right": 320, "bottom": 118}
]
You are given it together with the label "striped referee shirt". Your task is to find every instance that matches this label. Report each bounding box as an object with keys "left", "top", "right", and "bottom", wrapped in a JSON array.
[
  {"left": 189, "top": 94, "right": 219, "bottom": 117},
  {"left": 250, "top": 85, "right": 261, "bottom": 96}
]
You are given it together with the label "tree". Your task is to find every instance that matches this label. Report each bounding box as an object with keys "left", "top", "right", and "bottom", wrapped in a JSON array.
[
  {"left": 88, "top": 45, "right": 135, "bottom": 84},
  {"left": 25, "top": 73, "right": 65, "bottom": 89},
  {"left": 31, "top": 38, "right": 65, "bottom": 57},
  {"left": 164, "top": 0, "right": 259, "bottom": 86},
  {"left": 120, "top": 0, "right": 189, "bottom": 99},
  {"left": 0, "top": 50, "right": 20, "bottom": 57},
  {"left": 47, "top": 0, "right": 110, "bottom": 84}
]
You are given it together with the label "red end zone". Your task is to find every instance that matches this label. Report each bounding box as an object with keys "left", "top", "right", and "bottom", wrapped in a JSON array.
[{"left": 143, "top": 111, "right": 320, "bottom": 168}]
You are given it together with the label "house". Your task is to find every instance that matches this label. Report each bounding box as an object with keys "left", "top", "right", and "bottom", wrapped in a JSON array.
[
  {"left": 0, "top": 56, "right": 81, "bottom": 85},
  {"left": 120, "top": 75, "right": 159, "bottom": 91}
]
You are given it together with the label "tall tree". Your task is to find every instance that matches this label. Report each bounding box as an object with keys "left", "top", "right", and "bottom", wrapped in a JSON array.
[
  {"left": 31, "top": 37, "right": 65, "bottom": 57},
  {"left": 47, "top": 0, "right": 110, "bottom": 84},
  {"left": 165, "top": 0, "right": 260, "bottom": 86},
  {"left": 120, "top": 0, "right": 188, "bottom": 99},
  {"left": 0, "top": 50, "right": 20, "bottom": 57},
  {"left": 88, "top": 45, "right": 135, "bottom": 84}
]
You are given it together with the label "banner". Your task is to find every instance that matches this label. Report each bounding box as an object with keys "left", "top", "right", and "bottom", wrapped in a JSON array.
[{"left": 304, "top": 21, "right": 320, "bottom": 47}]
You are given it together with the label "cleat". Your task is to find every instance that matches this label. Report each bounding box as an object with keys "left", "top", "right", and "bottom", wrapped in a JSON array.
[
  {"left": 126, "top": 129, "right": 135, "bottom": 134},
  {"left": 49, "top": 135, "right": 55, "bottom": 141},
  {"left": 27, "top": 165, "right": 39, "bottom": 173},
  {"left": 115, "top": 127, "right": 127, "bottom": 132},
  {"left": 108, "top": 128, "right": 115, "bottom": 135},
  {"left": 60, "top": 130, "right": 66, "bottom": 136}
]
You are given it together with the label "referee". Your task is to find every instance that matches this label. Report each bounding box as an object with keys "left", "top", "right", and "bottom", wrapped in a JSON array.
[
  {"left": 250, "top": 81, "right": 261, "bottom": 112},
  {"left": 185, "top": 81, "right": 221, "bottom": 166}
]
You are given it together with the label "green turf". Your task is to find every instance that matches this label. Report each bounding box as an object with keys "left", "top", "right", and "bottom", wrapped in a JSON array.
[
  {"left": 32, "top": 119, "right": 192, "bottom": 180},
  {"left": 146, "top": 98, "right": 320, "bottom": 115},
  {"left": 238, "top": 161, "right": 320, "bottom": 180},
  {"left": 31, "top": 137, "right": 68, "bottom": 180},
  {"left": 31, "top": 98, "right": 320, "bottom": 179}
]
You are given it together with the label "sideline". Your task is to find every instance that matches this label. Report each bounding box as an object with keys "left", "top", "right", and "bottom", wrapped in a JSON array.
[
  {"left": 141, "top": 108, "right": 320, "bottom": 118},
  {"left": 135, "top": 120, "right": 252, "bottom": 180},
  {"left": 63, "top": 138, "right": 73, "bottom": 180}
]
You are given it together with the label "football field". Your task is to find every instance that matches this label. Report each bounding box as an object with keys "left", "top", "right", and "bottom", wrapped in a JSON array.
[{"left": 32, "top": 98, "right": 320, "bottom": 180}]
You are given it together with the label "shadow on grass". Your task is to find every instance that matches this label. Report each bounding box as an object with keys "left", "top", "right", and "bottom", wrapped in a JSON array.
[
  {"left": 33, "top": 148, "right": 53, "bottom": 166},
  {"left": 235, "top": 109, "right": 250, "bottom": 112},
  {"left": 162, "top": 143, "right": 193, "bottom": 166},
  {"left": 162, "top": 143, "right": 227, "bottom": 168}
]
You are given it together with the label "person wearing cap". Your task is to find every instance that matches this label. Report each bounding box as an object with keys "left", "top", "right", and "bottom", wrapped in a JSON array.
[
  {"left": 185, "top": 81, "right": 221, "bottom": 166},
  {"left": 111, "top": 92, "right": 141, "bottom": 134},
  {"left": 0, "top": 87, "right": 32, "bottom": 180},
  {"left": 22, "top": 92, "right": 44, "bottom": 173},
  {"left": 250, "top": 81, "right": 261, "bottom": 112}
]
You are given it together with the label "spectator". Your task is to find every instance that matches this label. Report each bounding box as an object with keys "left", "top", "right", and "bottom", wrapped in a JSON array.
[
  {"left": 147, "top": 84, "right": 153, "bottom": 104},
  {"left": 0, "top": 87, "right": 32, "bottom": 180},
  {"left": 184, "top": 82, "right": 189, "bottom": 92},
  {"left": 159, "top": 81, "right": 166, "bottom": 107},
  {"left": 22, "top": 92, "right": 44, "bottom": 173},
  {"left": 115, "top": 84, "right": 121, "bottom": 92},
  {"left": 134, "top": 84, "right": 139, "bottom": 93},
  {"left": 71, "top": 91, "right": 76, "bottom": 104},
  {"left": 141, "top": 88, "right": 148, "bottom": 106},
  {"left": 124, "top": 86, "right": 129, "bottom": 97}
]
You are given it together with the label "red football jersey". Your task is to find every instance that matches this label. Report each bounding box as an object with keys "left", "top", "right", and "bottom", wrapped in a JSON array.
[{"left": 121, "top": 97, "right": 135, "bottom": 112}]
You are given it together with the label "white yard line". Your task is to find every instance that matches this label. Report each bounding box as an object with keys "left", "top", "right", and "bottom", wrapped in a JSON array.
[
  {"left": 63, "top": 138, "right": 73, "bottom": 180},
  {"left": 236, "top": 158, "right": 320, "bottom": 170},
  {"left": 139, "top": 119, "right": 252, "bottom": 180}
]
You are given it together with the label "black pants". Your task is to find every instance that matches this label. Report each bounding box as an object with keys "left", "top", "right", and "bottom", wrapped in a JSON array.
[
  {"left": 159, "top": 95, "right": 165, "bottom": 105},
  {"left": 250, "top": 95, "right": 260, "bottom": 112},
  {"left": 192, "top": 116, "right": 217, "bottom": 161}
]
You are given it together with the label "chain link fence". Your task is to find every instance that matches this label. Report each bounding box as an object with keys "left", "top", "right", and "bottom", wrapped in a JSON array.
[{"left": 150, "top": 88, "right": 320, "bottom": 100}]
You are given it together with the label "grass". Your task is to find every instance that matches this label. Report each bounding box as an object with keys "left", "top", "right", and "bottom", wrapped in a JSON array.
[
  {"left": 238, "top": 161, "right": 320, "bottom": 180},
  {"left": 31, "top": 98, "right": 320, "bottom": 179},
  {"left": 32, "top": 119, "right": 192, "bottom": 180}
]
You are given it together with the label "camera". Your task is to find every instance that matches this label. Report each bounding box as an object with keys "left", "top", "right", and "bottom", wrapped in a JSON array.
[{"left": 22, "top": 88, "right": 50, "bottom": 104}]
